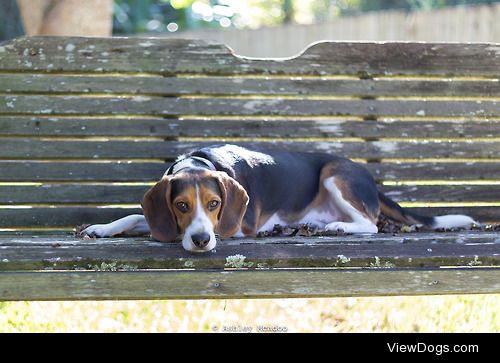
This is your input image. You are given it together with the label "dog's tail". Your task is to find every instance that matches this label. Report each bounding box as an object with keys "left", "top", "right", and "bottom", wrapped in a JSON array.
[{"left": 378, "top": 191, "right": 478, "bottom": 229}]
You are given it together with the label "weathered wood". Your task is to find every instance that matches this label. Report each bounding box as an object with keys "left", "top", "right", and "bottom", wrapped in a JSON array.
[
  {"left": 379, "top": 185, "right": 500, "bottom": 202},
  {"left": 0, "top": 207, "right": 141, "bottom": 227},
  {"left": 365, "top": 162, "right": 500, "bottom": 181},
  {"left": 1, "top": 161, "right": 498, "bottom": 182},
  {"left": 0, "top": 184, "right": 498, "bottom": 204},
  {"left": 1, "top": 37, "right": 499, "bottom": 76},
  {"left": 409, "top": 207, "right": 499, "bottom": 223},
  {"left": 2, "top": 73, "right": 500, "bottom": 97},
  {"left": 1, "top": 37, "right": 499, "bottom": 301},
  {"left": 0, "top": 161, "right": 167, "bottom": 181},
  {"left": 0, "top": 139, "right": 498, "bottom": 160},
  {"left": 0, "top": 185, "right": 500, "bottom": 205},
  {"left": 0, "top": 184, "right": 149, "bottom": 204},
  {"left": 1, "top": 233, "right": 499, "bottom": 271},
  {"left": 1, "top": 268, "right": 500, "bottom": 301},
  {"left": 0, "top": 206, "right": 497, "bottom": 228},
  {"left": 1, "top": 117, "right": 500, "bottom": 139},
  {"left": 1, "top": 95, "right": 499, "bottom": 117}
]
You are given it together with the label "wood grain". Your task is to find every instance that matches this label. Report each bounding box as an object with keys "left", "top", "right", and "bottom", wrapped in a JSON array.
[
  {"left": 1, "top": 232, "right": 500, "bottom": 300},
  {"left": 0, "top": 184, "right": 498, "bottom": 204},
  {"left": 2, "top": 268, "right": 500, "bottom": 300},
  {"left": 1, "top": 37, "right": 499, "bottom": 76},
  {"left": 0, "top": 161, "right": 167, "bottom": 181},
  {"left": 1, "top": 117, "right": 499, "bottom": 139},
  {"left": 365, "top": 162, "right": 500, "bottom": 181},
  {"left": 0, "top": 161, "right": 498, "bottom": 182},
  {"left": 0, "top": 206, "right": 497, "bottom": 228},
  {"left": 0, "top": 207, "right": 142, "bottom": 227},
  {"left": 0, "top": 232, "right": 499, "bottom": 270},
  {"left": 0, "top": 184, "right": 149, "bottom": 204},
  {"left": 0, "top": 139, "right": 497, "bottom": 160},
  {"left": 1, "top": 95, "right": 499, "bottom": 117},
  {"left": 2, "top": 73, "right": 499, "bottom": 97},
  {"left": 1, "top": 37, "right": 499, "bottom": 301}
]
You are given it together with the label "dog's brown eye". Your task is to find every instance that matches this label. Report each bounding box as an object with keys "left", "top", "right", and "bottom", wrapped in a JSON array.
[
  {"left": 207, "top": 200, "right": 220, "bottom": 211},
  {"left": 175, "top": 202, "right": 189, "bottom": 213}
]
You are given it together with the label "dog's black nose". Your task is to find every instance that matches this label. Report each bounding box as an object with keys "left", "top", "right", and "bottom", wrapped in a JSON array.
[{"left": 191, "top": 232, "right": 211, "bottom": 248}]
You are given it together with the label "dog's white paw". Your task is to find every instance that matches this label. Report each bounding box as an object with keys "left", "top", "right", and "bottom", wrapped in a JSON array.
[
  {"left": 81, "top": 224, "right": 114, "bottom": 238},
  {"left": 325, "top": 222, "right": 378, "bottom": 234},
  {"left": 325, "top": 222, "right": 351, "bottom": 233}
]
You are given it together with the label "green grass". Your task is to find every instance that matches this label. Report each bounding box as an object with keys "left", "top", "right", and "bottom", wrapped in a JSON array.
[{"left": 1, "top": 295, "right": 499, "bottom": 332}]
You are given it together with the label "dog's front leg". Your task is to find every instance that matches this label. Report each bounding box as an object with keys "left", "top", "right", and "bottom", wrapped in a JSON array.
[{"left": 82, "top": 214, "right": 149, "bottom": 237}]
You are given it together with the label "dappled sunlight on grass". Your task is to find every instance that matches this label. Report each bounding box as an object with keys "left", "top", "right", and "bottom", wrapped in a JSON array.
[{"left": 1, "top": 295, "right": 499, "bottom": 332}]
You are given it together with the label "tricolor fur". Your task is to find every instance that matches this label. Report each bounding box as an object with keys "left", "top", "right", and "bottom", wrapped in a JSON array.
[{"left": 83, "top": 144, "right": 477, "bottom": 252}]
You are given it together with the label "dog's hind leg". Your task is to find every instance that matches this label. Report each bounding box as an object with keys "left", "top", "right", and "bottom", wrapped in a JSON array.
[{"left": 321, "top": 162, "right": 379, "bottom": 234}]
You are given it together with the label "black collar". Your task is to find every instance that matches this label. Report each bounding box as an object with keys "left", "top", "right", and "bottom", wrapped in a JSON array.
[{"left": 165, "top": 156, "right": 217, "bottom": 176}]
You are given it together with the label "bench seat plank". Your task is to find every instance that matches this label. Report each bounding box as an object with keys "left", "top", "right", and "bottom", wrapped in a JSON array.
[{"left": 1, "top": 233, "right": 499, "bottom": 300}]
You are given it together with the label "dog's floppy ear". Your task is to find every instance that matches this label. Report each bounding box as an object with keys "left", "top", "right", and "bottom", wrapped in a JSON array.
[
  {"left": 142, "top": 176, "right": 177, "bottom": 242},
  {"left": 215, "top": 172, "right": 249, "bottom": 238}
]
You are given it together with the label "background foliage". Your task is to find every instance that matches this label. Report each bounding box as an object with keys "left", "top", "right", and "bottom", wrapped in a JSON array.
[{"left": 113, "top": 0, "right": 499, "bottom": 34}]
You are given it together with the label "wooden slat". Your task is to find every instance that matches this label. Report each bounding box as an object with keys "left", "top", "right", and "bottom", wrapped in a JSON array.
[
  {"left": 1, "top": 117, "right": 500, "bottom": 139},
  {"left": 1, "top": 95, "right": 499, "bottom": 117},
  {"left": 0, "top": 162, "right": 498, "bottom": 182},
  {"left": 379, "top": 185, "right": 500, "bottom": 202},
  {"left": 1, "top": 233, "right": 499, "bottom": 299},
  {"left": 0, "top": 184, "right": 498, "bottom": 204},
  {"left": 0, "top": 207, "right": 142, "bottom": 227},
  {"left": 365, "top": 162, "right": 500, "bottom": 181},
  {"left": 0, "top": 206, "right": 497, "bottom": 228},
  {"left": 2, "top": 268, "right": 500, "bottom": 300},
  {"left": 0, "top": 162, "right": 167, "bottom": 181},
  {"left": 0, "top": 185, "right": 149, "bottom": 204},
  {"left": 0, "top": 139, "right": 498, "bottom": 160},
  {"left": 1, "top": 37, "right": 499, "bottom": 76},
  {"left": 0, "top": 233, "right": 499, "bottom": 271},
  {"left": 409, "top": 207, "right": 499, "bottom": 223},
  {"left": 2, "top": 73, "right": 500, "bottom": 97}
]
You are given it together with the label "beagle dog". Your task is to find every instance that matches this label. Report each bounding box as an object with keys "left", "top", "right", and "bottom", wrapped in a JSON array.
[{"left": 83, "top": 144, "right": 476, "bottom": 252}]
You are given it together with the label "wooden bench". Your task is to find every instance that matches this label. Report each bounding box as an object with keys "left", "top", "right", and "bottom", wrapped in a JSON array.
[{"left": 0, "top": 37, "right": 499, "bottom": 300}]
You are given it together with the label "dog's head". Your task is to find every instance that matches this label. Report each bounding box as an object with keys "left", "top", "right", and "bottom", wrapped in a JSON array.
[{"left": 142, "top": 169, "right": 249, "bottom": 252}]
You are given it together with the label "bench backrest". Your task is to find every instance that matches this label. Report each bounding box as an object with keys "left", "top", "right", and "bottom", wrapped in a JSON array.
[{"left": 0, "top": 37, "right": 499, "bottom": 230}]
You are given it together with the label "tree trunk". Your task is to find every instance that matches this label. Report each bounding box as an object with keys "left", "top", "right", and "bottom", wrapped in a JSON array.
[
  {"left": 17, "top": 0, "right": 113, "bottom": 36},
  {"left": 0, "top": 0, "right": 25, "bottom": 41}
]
